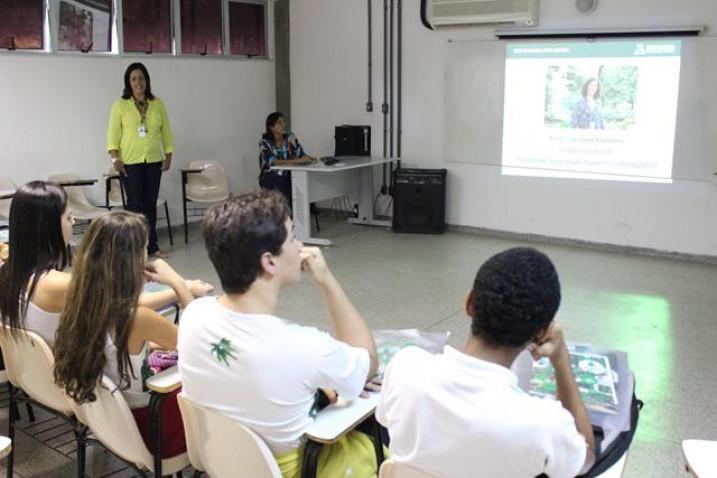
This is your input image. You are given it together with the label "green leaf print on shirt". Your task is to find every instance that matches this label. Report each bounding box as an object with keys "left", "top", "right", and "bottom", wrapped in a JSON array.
[{"left": 210, "top": 338, "right": 238, "bottom": 366}]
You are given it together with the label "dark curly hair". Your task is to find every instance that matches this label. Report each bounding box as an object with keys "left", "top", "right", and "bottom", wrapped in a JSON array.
[
  {"left": 470, "top": 247, "right": 561, "bottom": 347},
  {"left": 203, "top": 191, "right": 290, "bottom": 294}
]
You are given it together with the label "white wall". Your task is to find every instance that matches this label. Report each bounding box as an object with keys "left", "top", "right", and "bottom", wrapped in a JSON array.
[
  {"left": 290, "top": 0, "right": 717, "bottom": 257},
  {"left": 0, "top": 54, "right": 274, "bottom": 224}
]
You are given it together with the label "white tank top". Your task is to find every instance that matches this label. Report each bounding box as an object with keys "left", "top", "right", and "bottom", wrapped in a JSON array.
[
  {"left": 24, "top": 301, "right": 61, "bottom": 348},
  {"left": 103, "top": 338, "right": 150, "bottom": 409}
]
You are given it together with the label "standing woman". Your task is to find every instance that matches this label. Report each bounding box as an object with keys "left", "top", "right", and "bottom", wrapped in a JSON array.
[
  {"left": 258, "top": 112, "right": 315, "bottom": 207},
  {"left": 107, "top": 62, "right": 174, "bottom": 258}
]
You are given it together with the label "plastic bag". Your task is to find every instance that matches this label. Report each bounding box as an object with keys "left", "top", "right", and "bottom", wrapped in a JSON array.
[{"left": 373, "top": 328, "right": 450, "bottom": 376}]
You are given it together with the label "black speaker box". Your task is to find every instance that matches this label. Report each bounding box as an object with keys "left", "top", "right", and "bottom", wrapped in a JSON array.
[
  {"left": 392, "top": 168, "right": 447, "bottom": 234},
  {"left": 334, "top": 125, "right": 371, "bottom": 157}
]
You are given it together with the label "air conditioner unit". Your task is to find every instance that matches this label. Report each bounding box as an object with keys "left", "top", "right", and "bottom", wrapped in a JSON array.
[{"left": 421, "top": 0, "right": 539, "bottom": 29}]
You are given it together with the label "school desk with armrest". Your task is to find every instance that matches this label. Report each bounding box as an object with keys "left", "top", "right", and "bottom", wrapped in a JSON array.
[
  {"left": 301, "top": 391, "right": 385, "bottom": 478},
  {"left": 145, "top": 365, "right": 183, "bottom": 477}
]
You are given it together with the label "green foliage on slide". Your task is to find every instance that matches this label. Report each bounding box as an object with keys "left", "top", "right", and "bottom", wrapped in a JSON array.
[{"left": 544, "top": 64, "right": 639, "bottom": 130}]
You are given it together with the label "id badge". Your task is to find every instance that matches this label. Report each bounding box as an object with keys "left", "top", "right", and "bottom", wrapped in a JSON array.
[{"left": 138, "top": 124, "right": 147, "bottom": 138}]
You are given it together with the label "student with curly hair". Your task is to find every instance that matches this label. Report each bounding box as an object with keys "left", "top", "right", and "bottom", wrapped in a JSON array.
[{"left": 377, "top": 247, "right": 595, "bottom": 478}]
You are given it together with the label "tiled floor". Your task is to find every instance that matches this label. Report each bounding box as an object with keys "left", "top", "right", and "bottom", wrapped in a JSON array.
[{"left": 2, "top": 215, "right": 715, "bottom": 477}]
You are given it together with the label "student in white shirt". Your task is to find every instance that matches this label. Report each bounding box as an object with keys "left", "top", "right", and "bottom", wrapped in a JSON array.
[
  {"left": 178, "top": 190, "right": 380, "bottom": 478},
  {"left": 376, "top": 247, "right": 596, "bottom": 478}
]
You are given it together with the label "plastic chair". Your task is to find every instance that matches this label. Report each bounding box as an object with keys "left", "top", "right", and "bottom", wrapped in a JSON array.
[
  {"left": 47, "top": 173, "right": 107, "bottom": 222},
  {"left": 180, "top": 160, "right": 230, "bottom": 243},
  {"left": 0, "top": 176, "right": 16, "bottom": 220},
  {"left": 177, "top": 393, "right": 282, "bottom": 478},
  {"left": 0, "top": 326, "right": 86, "bottom": 478},
  {"left": 682, "top": 440, "right": 717, "bottom": 477},
  {"left": 379, "top": 459, "right": 438, "bottom": 478},
  {"left": 104, "top": 168, "right": 174, "bottom": 245},
  {"left": 68, "top": 374, "right": 189, "bottom": 478},
  {"left": 0, "top": 436, "right": 11, "bottom": 460}
]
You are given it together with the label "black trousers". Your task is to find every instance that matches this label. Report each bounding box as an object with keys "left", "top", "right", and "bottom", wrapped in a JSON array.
[
  {"left": 123, "top": 161, "right": 162, "bottom": 254},
  {"left": 259, "top": 172, "right": 292, "bottom": 208}
]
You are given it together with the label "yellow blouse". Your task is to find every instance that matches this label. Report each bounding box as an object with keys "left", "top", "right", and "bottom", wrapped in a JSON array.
[{"left": 106, "top": 97, "right": 174, "bottom": 165}]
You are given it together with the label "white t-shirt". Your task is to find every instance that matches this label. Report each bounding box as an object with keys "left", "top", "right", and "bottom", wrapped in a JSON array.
[
  {"left": 376, "top": 346, "right": 587, "bottom": 478},
  {"left": 177, "top": 297, "right": 371, "bottom": 454}
]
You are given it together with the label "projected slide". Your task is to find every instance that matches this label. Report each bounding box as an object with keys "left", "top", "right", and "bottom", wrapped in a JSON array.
[{"left": 502, "top": 40, "right": 682, "bottom": 183}]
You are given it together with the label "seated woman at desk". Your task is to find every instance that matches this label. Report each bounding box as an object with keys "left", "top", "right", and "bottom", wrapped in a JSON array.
[{"left": 259, "top": 111, "right": 315, "bottom": 206}]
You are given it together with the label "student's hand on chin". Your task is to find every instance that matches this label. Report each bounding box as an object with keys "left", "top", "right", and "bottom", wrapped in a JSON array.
[
  {"left": 300, "top": 246, "right": 330, "bottom": 284},
  {"left": 527, "top": 321, "right": 567, "bottom": 362}
]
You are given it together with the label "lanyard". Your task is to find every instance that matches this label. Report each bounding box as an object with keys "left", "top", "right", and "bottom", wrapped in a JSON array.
[{"left": 134, "top": 98, "right": 148, "bottom": 126}]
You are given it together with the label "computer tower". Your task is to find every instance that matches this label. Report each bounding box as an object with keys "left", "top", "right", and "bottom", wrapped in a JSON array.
[
  {"left": 392, "top": 168, "right": 447, "bottom": 234},
  {"left": 334, "top": 125, "right": 371, "bottom": 157}
]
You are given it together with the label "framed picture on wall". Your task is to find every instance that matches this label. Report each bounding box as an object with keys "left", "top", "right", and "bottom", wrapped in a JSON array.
[{"left": 57, "top": 0, "right": 111, "bottom": 52}]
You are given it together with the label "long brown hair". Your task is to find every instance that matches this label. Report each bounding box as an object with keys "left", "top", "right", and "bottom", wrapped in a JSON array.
[{"left": 53, "top": 211, "right": 148, "bottom": 403}]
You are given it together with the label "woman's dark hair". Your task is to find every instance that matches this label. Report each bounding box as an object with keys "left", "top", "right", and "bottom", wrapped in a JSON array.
[
  {"left": 470, "top": 247, "right": 561, "bottom": 348},
  {"left": 581, "top": 78, "right": 600, "bottom": 99},
  {"left": 203, "top": 191, "right": 290, "bottom": 294},
  {"left": 121, "top": 62, "right": 154, "bottom": 100},
  {"left": 54, "top": 211, "right": 148, "bottom": 403},
  {"left": 0, "top": 181, "right": 69, "bottom": 332},
  {"left": 262, "top": 112, "right": 285, "bottom": 141}
]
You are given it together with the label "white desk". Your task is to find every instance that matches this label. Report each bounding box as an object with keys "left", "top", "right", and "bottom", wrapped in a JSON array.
[
  {"left": 301, "top": 390, "right": 384, "bottom": 477},
  {"left": 304, "top": 391, "right": 381, "bottom": 444},
  {"left": 272, "top": 157, "right": 395, "bottom": 245},
  {"left": 145, "top": 365, "right": 181, "bottom": 394},
  {"left": 142, "top": 282, "right": 182, "bottom": 321},
  {"left": 682, "top": 440, "right": 717, "bottom": 477}
]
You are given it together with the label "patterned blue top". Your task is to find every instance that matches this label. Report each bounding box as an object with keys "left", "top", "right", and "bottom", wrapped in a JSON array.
[
  {"left": 259, "top": 133, "right": 306, "bottom": 177},
  {"left": 571, "top": 98, "right": 605, "bottom": 130}
]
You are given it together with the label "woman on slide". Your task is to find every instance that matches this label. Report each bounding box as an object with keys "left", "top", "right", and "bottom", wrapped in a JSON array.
[{"left": 571, "top": 78, "right": 605, "bottom": 130}]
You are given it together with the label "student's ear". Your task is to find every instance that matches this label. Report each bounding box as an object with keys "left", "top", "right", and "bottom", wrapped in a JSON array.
[
  {"left": 260, "top": 252, "right": 277, "bottom": 277},
  {"left": 464, "top": 289, "right": 474, "bottom": 318}
]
